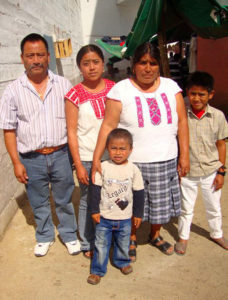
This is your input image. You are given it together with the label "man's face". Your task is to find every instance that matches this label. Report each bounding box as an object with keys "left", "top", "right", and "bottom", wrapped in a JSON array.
[{"left": 21, "top": 40, "right": 50, "bottom": 78}]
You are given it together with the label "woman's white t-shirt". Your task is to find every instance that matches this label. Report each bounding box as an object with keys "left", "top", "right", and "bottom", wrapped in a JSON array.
[{"left": 107, "top": 77, "right": 181, "bottom": 163}]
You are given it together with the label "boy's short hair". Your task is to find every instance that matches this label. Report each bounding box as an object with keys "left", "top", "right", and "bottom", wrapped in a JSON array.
[
  {"left": 106, "top": 128, "right": 133, "bottom": 148},
  {"left": 186, "top": 71, "right": 214, "bottom": 92}
]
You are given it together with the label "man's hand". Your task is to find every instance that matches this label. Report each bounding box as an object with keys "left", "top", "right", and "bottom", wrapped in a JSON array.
[
  {"left": 92, "top": 213, "right": 100, "bottom": 224},
  {"left": 133, "top": 217, "right": 142, "bottom": 229},
  {"left": 14, "top": 162, "right": 28, "bottom": 184}
]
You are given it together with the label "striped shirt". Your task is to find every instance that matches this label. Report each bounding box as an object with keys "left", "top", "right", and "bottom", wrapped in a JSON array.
[
  {"left": 187, "top": 104, "right": 228, "bottom": 177},
  {"left": 0, "top": 70, "right": 72, "bottom": 153}
]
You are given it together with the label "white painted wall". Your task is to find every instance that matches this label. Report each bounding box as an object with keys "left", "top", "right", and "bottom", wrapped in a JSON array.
[
  {"left": 79, "top": 0, "right": 141, "bottom": 72},
  {"left": 0, "top": 0, "right": 83, "bottom": 238},
  {"left": 80, "top": 0, "right": 140, "bottom": 44}
]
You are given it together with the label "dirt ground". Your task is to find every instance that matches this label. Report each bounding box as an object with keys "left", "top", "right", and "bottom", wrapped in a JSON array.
[{"left": 0, "top": 167, "right": 228, "bottom": 300}]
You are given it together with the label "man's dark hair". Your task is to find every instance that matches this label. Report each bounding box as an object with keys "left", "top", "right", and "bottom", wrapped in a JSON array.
[
  {"left": 106, "top": 128, "right": 133, "bottom": 148},
  {"left": 186, "top": 71, "right": 214, "bottom": 92},
  {"left": 20, "top": 33, "right": 49, "bottom": 53}
]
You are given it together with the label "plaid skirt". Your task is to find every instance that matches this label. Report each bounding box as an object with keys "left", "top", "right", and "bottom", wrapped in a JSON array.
[{"left": 136, "top": 158, "right": 181, "bottom": 224}]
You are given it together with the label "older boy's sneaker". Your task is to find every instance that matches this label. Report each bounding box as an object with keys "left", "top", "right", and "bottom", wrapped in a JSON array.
[
  {"left": 34, "top": 241, "right": 54, "bottom": 257},
  {"left": 87, "top": 274, "right": 101, "bottom": 285},
  {"left": 120, "top": 265, "right": 133, "bottom": 275},
  {"left": 65, "top": 240, "right": 81, "bottom": 255}
]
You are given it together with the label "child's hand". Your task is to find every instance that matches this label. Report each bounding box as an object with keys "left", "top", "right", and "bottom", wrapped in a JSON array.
[
  {"left": 213, "top": 174, "right": 224, "bottom": 191},
  {"left": 133, "top": 217, "right": 142, "bottom": 229},
  {"left": 92, "top": 213, "right": 100, "bottom": 223}
]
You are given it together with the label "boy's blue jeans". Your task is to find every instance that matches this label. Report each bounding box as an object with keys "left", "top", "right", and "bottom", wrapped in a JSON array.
[{"left": 91, "top": 217, "right": 131, "bottom": 277}]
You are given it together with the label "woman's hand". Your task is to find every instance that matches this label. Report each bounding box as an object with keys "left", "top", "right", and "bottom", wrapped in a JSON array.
[
  {"left": 91, "top": 159, "right": 102, "bottom": 184},
  {"left": 76, "top": 164, "right": 89, "bottom": 185},
  {"left": 177, "top": 156, "right": 190, "bottom": 177}
]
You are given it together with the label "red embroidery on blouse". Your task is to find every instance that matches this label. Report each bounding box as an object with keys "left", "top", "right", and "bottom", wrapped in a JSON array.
[{"left": 65, "top": 79, "right": 115, "bottom": 119}]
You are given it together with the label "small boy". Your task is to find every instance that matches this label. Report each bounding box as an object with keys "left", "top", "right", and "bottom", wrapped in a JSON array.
[
  {"left": 175, "top": 71, "right": 228, "bottom": 255},
  {"left": 87, "top": 128, "right": 144, "bottom": 285}
]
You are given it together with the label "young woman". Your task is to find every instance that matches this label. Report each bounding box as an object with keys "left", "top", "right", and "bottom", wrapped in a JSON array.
[
  {"left": 92, "top": 42, "right": 189, "bottom": 261},
  {"left": 65, "top": 45, "right": 115, "bottom": 258}
]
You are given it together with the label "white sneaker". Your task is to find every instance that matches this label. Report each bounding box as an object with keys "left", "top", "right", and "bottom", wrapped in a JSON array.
[
  {"left": 65, "top": 240, "right": 81, "bottom": 255},
  {"left": 34, "top": 241, "right": 54, "bottom": 257}
]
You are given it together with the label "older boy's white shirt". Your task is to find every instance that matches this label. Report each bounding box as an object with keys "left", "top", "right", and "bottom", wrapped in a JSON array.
[{"left": 95, "top": 160, "right": 144, "bottom": 220}]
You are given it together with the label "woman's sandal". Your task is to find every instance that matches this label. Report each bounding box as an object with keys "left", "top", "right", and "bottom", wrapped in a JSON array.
[
  {"left": 148, "top": 236, "right": 174, "bottom": 255},
  {"left": 83, "top": 250, "right": 93, "bottom": 259},
  {"left": 129, "top": 240, "right": 137, "bottom": 262}
]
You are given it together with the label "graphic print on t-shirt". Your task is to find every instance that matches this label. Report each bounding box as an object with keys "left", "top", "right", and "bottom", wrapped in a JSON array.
[{"left": 104, "top": 178, "right": 130, "bottom": 211}]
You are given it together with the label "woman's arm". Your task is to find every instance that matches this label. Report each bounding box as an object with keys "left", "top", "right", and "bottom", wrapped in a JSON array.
[
  {"left": 65, "top": 100, "right": 89, "bottom": 185},
  {"left": 176, "top": 92, "right": 190, "bottom": 177},
  {"left": 92, "top": 99, "right": 122, "bottom": 182}
]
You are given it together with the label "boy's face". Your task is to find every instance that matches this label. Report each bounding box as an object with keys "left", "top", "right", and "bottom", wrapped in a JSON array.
[
  {"left": 107, "top": 138, "right": 132, "bottom": 165},
  {"left": 187, "top": 85, "right": 214, "bottom": 111}
]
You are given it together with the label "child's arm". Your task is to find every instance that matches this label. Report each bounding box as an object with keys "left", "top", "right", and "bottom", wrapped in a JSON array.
[
  {"left": 213, "top": 139, "right": 226, "bottom": 191},
  {"left": 133, "top": 189, "right": 144, "bottom": 229},
  {"left": 90, "top": 184, "right": 101, "bottom": 223}
]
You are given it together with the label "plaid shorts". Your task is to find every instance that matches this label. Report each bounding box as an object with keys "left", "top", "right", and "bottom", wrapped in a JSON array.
[{"left": 136, "top": 158, "right": 181, "bottom": 224}]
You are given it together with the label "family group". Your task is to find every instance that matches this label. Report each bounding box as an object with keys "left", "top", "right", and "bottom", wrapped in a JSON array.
[{"left": 0, "top": 33, "right": 227, "bottom": 285}]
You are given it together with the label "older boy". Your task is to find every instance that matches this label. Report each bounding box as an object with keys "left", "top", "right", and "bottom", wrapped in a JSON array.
[{"left": 175, "top": 71, "right": 228, "bottom": 255}]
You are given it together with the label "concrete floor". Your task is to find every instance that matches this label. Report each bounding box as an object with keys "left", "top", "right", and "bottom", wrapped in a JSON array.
[{"left": 0, "top": 170, "right": 228, "bottom": 300}]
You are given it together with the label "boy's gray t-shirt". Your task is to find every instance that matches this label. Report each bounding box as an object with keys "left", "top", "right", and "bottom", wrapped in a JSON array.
[{"left": 95, "top": 160, "right": 144, "bottom": 220}]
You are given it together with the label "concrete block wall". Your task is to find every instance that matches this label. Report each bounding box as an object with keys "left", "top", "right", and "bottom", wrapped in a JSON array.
[{"left": 0, "top": 0, "right": 83, "bottom": 239}]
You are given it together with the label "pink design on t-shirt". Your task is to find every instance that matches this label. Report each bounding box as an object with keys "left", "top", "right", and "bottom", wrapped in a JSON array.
[
  {"left": 146, "top": 98, "right": 161, "bottom": 125},
  {"left": 135, "top": 96, "right": 144, "bottom": 127},
  {"left": 161, "top": 93, "right": 172, "bottom": 124}
]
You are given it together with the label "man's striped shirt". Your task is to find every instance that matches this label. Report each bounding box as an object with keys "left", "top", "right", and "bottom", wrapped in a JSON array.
[{"left": 0, "top": 70, "right": 72, "bottom": 153}]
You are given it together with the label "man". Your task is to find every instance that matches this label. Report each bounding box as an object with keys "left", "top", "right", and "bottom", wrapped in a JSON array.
[{"left": 0, "top": 33, "right": 80, "bottom": 257}]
